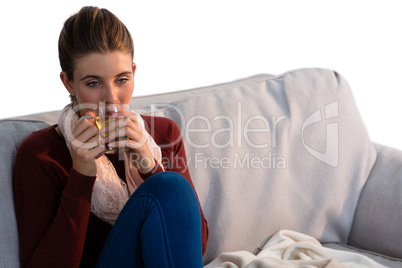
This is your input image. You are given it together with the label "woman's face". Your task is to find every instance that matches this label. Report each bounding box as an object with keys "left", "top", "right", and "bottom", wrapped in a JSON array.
[{"left": 61, "top": 51, "right": 136, "bottom": 115}]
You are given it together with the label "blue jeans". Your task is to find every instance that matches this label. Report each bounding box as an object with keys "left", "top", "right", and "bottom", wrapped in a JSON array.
[{"left": 96, "top": 171, "right": 203, "bottom": 268}]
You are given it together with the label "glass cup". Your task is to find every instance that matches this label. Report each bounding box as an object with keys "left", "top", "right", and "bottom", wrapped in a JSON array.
[{"left": 95, "top": 103, "right": 131, "bottom": 154}]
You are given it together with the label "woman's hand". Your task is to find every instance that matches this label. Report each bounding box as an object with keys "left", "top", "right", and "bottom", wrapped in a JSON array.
[
  {"left": 105, "top": 111, "right": 156, "bottom": 174},
  {"left": 69, "top": 111, "right": 105, "bottom": 177}
]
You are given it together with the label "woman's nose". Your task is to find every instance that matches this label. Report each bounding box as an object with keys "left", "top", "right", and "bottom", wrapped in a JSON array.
[{"left": 104, "top": 84, "right": 119, "bottom": 103}]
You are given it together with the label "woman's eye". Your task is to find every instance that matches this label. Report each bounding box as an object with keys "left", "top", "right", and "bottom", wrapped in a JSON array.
[
  {"left": 87, "top": 81, "right": 100, "bottom": 87},
  {"left": 117, "top": 78, "right": 128, "bottom": 84}
]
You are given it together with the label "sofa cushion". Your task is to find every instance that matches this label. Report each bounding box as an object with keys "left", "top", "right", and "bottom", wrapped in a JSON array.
[
  {"left": 0, "top": 120, "right": 50, "bottom": 268},
  {"left": 323, "top": 243, "right": 402, "bottom": 268},
  {"left": 138, "top": 68, "right": 377, "bottom": 263},
  {"left": 349, "top": 143, "right": 402, "bottom": 259}
]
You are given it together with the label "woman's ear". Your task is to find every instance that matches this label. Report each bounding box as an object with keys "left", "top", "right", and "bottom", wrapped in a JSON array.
[
  {"left": 132, "top": 62, "right": 137, "bottom": 76},
  {"left": 60, "top": 71, "right": 75, "bottom": 97}
]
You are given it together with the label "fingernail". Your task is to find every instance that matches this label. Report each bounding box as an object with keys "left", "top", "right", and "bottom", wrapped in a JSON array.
[{"left": 79, "top": 115, "right": 94, "bottom": 122}]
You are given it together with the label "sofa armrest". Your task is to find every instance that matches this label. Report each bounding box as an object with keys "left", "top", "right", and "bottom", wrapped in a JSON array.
[{"left": 349, "top": 143, "right": 402, "bottom": 259}]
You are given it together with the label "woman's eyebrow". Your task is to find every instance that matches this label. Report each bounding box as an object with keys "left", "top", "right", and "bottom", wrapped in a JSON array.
[
  {"left": 115, "top": 71, "right": 132, "bottom": 77},
  {"left": 80, "top": 71, "right": 132, "bottom": 81},
  {"left": 80, "top": 75, "right": 101, "bottom": 81}
]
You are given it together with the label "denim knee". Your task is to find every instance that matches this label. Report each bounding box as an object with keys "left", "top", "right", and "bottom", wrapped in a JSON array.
[{"left": 135, "top": 171, "right": 198, "bottom": 205}]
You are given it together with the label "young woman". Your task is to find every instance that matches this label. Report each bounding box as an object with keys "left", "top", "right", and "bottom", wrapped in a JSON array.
[{"left": 13, "top": 6, "right": 208, "bottom": 267}]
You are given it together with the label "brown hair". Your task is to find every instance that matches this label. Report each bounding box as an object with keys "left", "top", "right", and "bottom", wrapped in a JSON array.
[{"left": 58, "top": 6, "right": 134, "bottom": 81}]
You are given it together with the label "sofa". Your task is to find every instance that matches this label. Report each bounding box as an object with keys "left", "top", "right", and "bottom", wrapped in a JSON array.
[{"left": 1, "top": 68, "right": 402, "bottom": 267}]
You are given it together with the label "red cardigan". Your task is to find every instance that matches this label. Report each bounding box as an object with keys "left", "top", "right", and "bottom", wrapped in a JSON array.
[{"left": 13, "top": 115, "right": 208, "bottom": 267}]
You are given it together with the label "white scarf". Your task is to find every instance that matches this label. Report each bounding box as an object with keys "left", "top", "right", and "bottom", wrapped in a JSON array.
[{"left": 58, "top": 104, "right": 163, "bottom": 225}]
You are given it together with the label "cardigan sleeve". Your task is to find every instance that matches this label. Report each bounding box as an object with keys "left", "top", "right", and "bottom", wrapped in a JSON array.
[
  {"left": 13, "top": 128, "right": 96, "bottom": 268},
  {"left": 138, "top": 158, "right": 165, "bottom": 180}
]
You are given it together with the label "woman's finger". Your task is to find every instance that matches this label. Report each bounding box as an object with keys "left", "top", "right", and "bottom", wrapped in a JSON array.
[
  {"left": 71, "top": 125, "right": 99, "bottom": 149},
  {"left": 103, "top": 113, "right": 141, "bottom": 142}
]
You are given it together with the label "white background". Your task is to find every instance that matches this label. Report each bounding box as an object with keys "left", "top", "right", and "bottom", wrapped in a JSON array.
[{"left": 1, "top": 0, "right": 402, "bottom": 150}]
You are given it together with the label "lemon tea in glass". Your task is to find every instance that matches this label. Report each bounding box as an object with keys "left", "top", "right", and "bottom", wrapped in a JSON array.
[{"left": 95, "top": 103, "right": 131, "bottom": 154}]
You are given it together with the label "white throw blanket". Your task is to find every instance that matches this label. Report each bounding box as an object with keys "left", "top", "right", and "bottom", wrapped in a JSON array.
[{"left": 204, "top": 230, "right": 387, "bottom": 268}]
